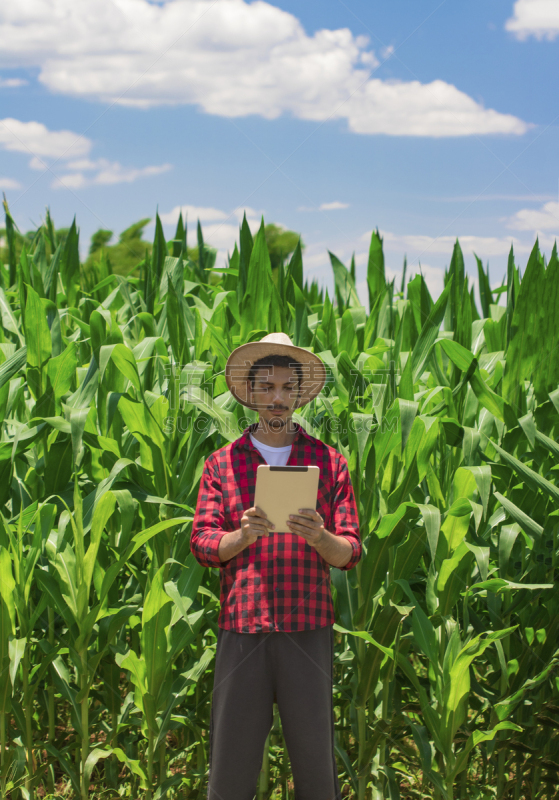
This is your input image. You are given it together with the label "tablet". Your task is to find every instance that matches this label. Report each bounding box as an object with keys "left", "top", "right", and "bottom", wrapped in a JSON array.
[{"left": 254, "top": 465, "right": 320, "bottom": 533}]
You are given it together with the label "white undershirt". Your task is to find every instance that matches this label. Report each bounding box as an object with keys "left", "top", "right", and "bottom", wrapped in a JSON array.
[{"left": 250, "top": 434, "right": 292, "bottom": 466}]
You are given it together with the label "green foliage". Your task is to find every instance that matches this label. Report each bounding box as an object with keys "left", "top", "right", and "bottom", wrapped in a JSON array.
[
  {"left": 85, "top": 218, "right": 152, "bottom": 278},
  {"left": 0, "top": 198, "right": 558, "bottom": 800},
  {"left": 264, "top": 223, "right": 302, "bottom": 270},
  {"left": 0, "top": 206, "right": 69, "bottom": 283}
]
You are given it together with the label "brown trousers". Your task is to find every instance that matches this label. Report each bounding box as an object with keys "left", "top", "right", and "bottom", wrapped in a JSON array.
[{"left": 206, "top": 626, "right": 341, "bottom": 800}]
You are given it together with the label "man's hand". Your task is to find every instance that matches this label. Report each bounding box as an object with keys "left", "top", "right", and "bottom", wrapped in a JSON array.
[
  {"left": 218, "top": 506, "right": 274, "bottom": 562},
  {"left": 286, "top": 508, "right": 325, "bottom": 547},
  {"left": 287, "top": 508, "right": 353, "bottom": 568},
  {"left": 240, "top": 506, "right": 275, "bottom": 545}
]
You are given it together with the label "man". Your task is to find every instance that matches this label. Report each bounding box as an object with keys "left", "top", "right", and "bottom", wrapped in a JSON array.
[{"left": 191, "top": 332, "right": 362, "bottom": 800}]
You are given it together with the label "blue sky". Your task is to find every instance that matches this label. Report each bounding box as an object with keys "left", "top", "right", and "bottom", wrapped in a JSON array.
[{"left": 1, "top": 0, "right": 558, "bottom": 303}]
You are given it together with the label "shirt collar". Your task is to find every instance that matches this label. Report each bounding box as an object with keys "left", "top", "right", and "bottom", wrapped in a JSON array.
[{"left": 235, "top": 420, "right": 314, "bottom": 452}]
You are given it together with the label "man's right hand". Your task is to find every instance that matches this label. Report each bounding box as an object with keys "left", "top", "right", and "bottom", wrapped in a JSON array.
[
  {"left": 240, "top": 506, "right": 275, "bottom": 544},
  {"left": 218, "top": 507, "right": 275, "bottom": 562}
]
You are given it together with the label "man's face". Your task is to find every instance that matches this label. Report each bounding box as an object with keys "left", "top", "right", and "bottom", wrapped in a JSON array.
[{"left": 247, "top": 365, "right": 301, "bottom": 429}]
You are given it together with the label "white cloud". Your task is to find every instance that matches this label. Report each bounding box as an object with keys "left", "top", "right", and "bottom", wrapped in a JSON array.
[
  {"left": 0, "top": 0, "right": 529, "bottom": 137},
  {"left": 160, "top": 205, "right": 260, "bottom": 227},
  {"left": 51, "top": 172, "right": 88, "bottom": 189},
  {"left": 51, "top": 158, "right": 172, "bottom": 189},
  {"left": 506, "top": 200, "right": 559, "bottom": 232},
  {"left": 0, "top": 77, "right": 27, "bottom": 87},
  {"left": 437, "top": 193, "right": 556, "bottom": 202},
  {"left": 0, "top": 117, "right": 91, "bottom": 159},
  {"left": 346, "top": 79, "right": 528, "bottom": 136},
  {"left": 64, "top": 158, "right": 105, "bottom": 172},
  {"left": 505, "top": 0, "right": 559, "bottom": 40},
  {"left": 378, "top": 230, "right": 532, "bottom": 258},
  {"left": 0, "top": 176, "right": 21, "bottom": 189},
  {"left": 0, "top": 118, "right": 170, "bottom": 188},
  {"left": 160, "top": 205, "right": 229, "bottom": 224},
  {"left": 29, "top": 156, "right": 47, "bottom": 171},
  {"left": 298, "top": 201, "right": 350, "bottom": 211},
  {"left": 319, "top": 201, "right": 350, "bottom": 211},
  {"left": 92, "top": 160, "right": 171, "bottom": 185}
]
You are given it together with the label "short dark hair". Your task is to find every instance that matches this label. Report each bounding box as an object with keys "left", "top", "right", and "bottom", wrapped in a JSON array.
[{"left": 247, "top": 354, "right": 303, "bottom": 392}]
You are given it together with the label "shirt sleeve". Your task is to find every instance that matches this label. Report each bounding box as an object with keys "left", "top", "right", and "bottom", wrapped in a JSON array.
[
  {"left": 190, "top": 455, "right": 227, "bottom": 568},
  {"left": 330, "top": 455, "right": 362, "bottom": 571}
]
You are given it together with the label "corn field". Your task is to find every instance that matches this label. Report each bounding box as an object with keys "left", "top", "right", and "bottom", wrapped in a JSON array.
[{"left": 0, "top": 198, "right": 558, "bottom": 800}]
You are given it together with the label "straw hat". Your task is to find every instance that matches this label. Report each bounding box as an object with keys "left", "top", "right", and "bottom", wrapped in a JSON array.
[{"left": 225, "top": 332, "right": 326, "bottom": 410}]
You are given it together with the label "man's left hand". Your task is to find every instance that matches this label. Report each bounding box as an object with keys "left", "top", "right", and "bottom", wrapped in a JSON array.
[{"left": 286, "top": 509, "right": 326, "bottom": 547}]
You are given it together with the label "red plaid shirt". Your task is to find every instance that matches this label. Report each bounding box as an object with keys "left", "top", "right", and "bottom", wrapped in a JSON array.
[{"left": 190, "top": 421, "right": 361, "bottom": 633}]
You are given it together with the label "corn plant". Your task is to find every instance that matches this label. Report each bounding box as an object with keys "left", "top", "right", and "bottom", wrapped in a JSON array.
[{"left": 0, "top": 201, "right": 557, "bottom": 799}]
